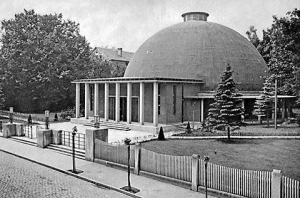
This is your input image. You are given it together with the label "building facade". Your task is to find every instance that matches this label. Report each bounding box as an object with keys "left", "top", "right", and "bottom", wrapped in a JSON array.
[{"left": 72, "top": 12, "right": 287, "bottom": 132}]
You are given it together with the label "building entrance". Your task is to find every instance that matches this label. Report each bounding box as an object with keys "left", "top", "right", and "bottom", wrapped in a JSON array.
[
  {"left": 109, "top": 97, "right": 115, "bottom": 120},
  {"left": 120, "top": 97, "right": 127, "bottom": 121}
]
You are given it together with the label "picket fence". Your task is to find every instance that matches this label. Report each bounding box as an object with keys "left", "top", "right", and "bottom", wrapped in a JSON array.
[
  {"left": 282, "top": 176, "right": 300, "bottom": 198},
  {"left": 140, "top": 148, "right": 192, "bottom": 182},
  {"left": 95, "top": 139, "right": 135, "bottom": 167},
  {"left": 93, "top": 140, "right": 300, "bottom": 198},
  {"left": 199, "top": 160, "right": 272, "bottom": 198}
]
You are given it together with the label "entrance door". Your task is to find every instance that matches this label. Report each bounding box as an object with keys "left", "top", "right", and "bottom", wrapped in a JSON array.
[
  {"left": 109, "top": 97, "right": 115, "bottom": 120},
  {"left": 120, "top": 97, "right": 127, "bottom": 121},
  {"left": 132, "top": 98, "right": 139, "bottom": 122}
]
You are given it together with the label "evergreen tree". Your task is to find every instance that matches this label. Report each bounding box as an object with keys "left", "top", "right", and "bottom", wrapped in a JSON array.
[
  {"left": 253, "top": 78, "right": 274, "bottom": 127},
  {"left": 158, "top": 126, "right": 166, "bottom": 140},
  {"left": 206, "top": 64, "right": 245, "bottom": 140}
]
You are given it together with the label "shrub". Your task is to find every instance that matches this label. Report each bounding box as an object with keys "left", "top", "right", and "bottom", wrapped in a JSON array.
[
  {"left": 186, "top": 121, "right": 192, "bottom": 133},
  {"left": 158, "top": 126, "right": 165, "bottom": 140},
  {"left": 28, "top": 114, "right": 32, "bottom": 124},
  {"left": 54, "top": 113, "right": 58, "bottom": 122},
  {"left": 60, "top": 108, "right": 75, "bottom": 120}
]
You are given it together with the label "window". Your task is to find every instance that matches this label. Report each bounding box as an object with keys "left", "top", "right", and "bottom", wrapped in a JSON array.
[{"left": 173, "top": 85, "right": 176, "bottom": 115}]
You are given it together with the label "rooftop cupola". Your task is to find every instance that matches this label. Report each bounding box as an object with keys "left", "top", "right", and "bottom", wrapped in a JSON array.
[{"left": 181, "top": 12, "right": 209, "bottom": 22}]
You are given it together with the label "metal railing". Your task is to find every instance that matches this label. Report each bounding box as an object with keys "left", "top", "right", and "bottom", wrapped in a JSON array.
[
  {"left": 62, "top": 131, "right": 85, "bottom": 150},
  {"left": 23, "top": 125, "right": 34, "bottom": 139}
]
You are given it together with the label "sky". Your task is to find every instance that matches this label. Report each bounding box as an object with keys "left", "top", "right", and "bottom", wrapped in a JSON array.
[{"left": 0, "top": 0, "right": 299, "bottom": 52}]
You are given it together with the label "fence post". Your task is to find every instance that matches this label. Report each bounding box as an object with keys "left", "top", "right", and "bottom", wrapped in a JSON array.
[
  {"left": 134, "top": 143, "right": 141, "bottom": 175},
  {"left": 271, "top": 169, "right": 282, "bottom": 198},
  {"left": 192, "top": 154, "right": 200, "bottom": 191},
  {"left": 52, "top": 130, "right": 62, "bottom": 145},
  {"left": 85, "top": 128, "right": 108, "bottom": 162}
]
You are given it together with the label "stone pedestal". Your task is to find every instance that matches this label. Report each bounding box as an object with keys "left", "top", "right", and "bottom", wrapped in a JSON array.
[
  {"left": 15, "top": 123, "right": 24, "bottom": 136},
  {"left": 2, "top": 123, "right": 16, "bottom": 138},
  {"left": 37, "top": 129, "right": 52, "bottom": 148},
  {"left": 52, "top": 130, "right": 62, "bottom": 145},
  {"left": 85, "top": 127, "right": 108, "bottom": 162}
]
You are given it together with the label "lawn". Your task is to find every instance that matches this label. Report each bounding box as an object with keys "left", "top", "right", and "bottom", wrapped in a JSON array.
[{"left": 141, "top": 138, "right": 300, "bottom": 181}]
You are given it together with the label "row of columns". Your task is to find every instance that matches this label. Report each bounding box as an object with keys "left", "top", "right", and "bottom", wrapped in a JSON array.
[{"left": 75, "top": 82, "right": 159, "bottom": 127}]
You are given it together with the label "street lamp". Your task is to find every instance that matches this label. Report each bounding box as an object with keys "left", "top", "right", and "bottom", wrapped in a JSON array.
[
  {"left": 9, "top": 107, "right": 13, "bottom": 123},
  {"left": 67, "top": 126, "right": 83, "bottom": 174},
  {"left": 72, "top": 126, "right": 77, "bottom": 173},
  {"left": 204, "top": 156, "right": 210, "bottom": 198},
  {"left": 124, "top": 138, "right": 132, "bottom": 191},
  {"left": 45, "top": 110, "right": 50, "bottom": 129},
  {"left": 121, "top": 138, "right": 140, "bottom": 193}
]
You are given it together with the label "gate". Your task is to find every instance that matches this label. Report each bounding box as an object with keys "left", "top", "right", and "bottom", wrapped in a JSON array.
[
  {"left": 24, "top": 124, "right": 34, "bottom": 139},
  {"left": 62, "top": 131, "right": 85, "bottom": 150}
]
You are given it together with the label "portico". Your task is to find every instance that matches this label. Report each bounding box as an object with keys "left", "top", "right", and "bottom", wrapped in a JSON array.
[{"left": 72, "top": 77, "right": 203, "bottom": 131}]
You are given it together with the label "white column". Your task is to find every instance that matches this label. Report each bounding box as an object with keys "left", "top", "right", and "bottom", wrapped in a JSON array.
[
  {"left": 153, "top": 82, "right": 158, "bottom": 127},
  {"left": 139, "top": 82, "right": 145, "bottom": 125},
  {"left": 115, "top": 82, "right": 120, "bottom": 122},
  {"left": 200, "top": 99, "right": 204, "bottom": 122},
  {"left": 75, "top": 83, "right": 80, "bottom": 118},
  {"left": 241, "top": 99, "right": 245, "bottom": 121},
  {"left": 127, "top": 82, "right": 132, "bottom": 124},
  {"left": 84, "top": 83, "right": 90, "bottom": 119},
  {"left": 104, "top": 83, "right": 109, "bottom": 121},
  {"left": 94, "top": 83, "right": 99, "bottom": 116}
]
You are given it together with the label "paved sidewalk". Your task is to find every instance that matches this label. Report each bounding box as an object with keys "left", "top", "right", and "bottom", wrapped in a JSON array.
[{"left": 0, "top": 137, "right": 214, "bottom": 198}]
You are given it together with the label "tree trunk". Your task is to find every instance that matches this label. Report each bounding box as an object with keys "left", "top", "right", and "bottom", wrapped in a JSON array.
[
  {"left": 227, "top": 126, "right": 230, "bottom": 141},
  {"left": 267, "top": 113, "right": 269, "bottom": 128}
]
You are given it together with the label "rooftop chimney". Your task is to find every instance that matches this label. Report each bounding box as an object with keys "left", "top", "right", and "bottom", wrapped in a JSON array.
[
  {"left": 182, "top": 12, "right": 209, "bottom": 22},
  {"left": 117, "top": 48, "right": 122, "bottom": 57}
]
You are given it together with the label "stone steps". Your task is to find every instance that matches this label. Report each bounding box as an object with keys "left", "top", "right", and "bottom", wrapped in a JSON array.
[
  {"left": 47, "top": 144, "right": 86, "bottom": 160},
  {"left": 84, "top": 121, "right": 131, "bottom": 131}
]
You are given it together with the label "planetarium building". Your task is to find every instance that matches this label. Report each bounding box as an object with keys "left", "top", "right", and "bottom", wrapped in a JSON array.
[{"left": 72, "top": 12, "right": 268, "bottom": 132}]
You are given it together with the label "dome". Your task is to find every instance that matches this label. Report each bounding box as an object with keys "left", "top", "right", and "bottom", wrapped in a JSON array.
[{"left": 124, "top": 12, "right": 267, "bottom": 91}]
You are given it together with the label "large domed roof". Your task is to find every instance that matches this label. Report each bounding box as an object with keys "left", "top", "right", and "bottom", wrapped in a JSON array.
[{"left": 124, "top": 12, "right": 267, "bottom": 91}]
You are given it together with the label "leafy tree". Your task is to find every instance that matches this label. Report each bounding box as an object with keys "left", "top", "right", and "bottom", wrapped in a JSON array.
[
  {"left": 249, "top": 9, "right": 300, "bottom": 105},
  {"left": 0, "top": 83, "right": 4, "bottom": 109},
  {"left": 0, "top": 9, "right": 92, "bottom": 112},
  {"left": 253, "top": 78, "right": 274, "bottom": 127},
  {"left": 206, "top": 64, "right": 244, "bottom": 140},
  {"left": 246, "top": 26, "right": 260, "bottom": 47}
]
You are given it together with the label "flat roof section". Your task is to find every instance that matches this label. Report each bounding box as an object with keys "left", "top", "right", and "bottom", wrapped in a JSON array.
[{"left": 72, "top": 77, "right": 204, "bottom": 84}]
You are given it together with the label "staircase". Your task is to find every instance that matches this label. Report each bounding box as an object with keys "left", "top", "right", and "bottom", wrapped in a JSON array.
[
  {"left": 10, "top": 137, "right": 85, "bottom": 160},
  {"left": 47, "top": 144, "right": 85, "bottom": 160},
  {"left": 84, "top": 121, "right": 131, "bottom": 131},
  {"left": 11, "top": 136, "right": 37, "bottom": 147}
]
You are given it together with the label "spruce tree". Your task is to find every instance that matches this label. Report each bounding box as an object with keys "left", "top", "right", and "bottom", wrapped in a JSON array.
[
  {"left": 158, "top": 126, "right": 166, "bottom": 140},
  {"left": 206, "top": 63, "right": 244, "bottom": 140},
  {"left": 253, "top": 78, "right": 274, "bottom": 127}
]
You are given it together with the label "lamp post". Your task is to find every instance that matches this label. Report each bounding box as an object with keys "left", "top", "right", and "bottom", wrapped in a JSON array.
[
  {"left": 9, "top": 107, "right": 13, "bottom": 123},
  {"left": 124, "top": 138, "right": 132, "bottom": 191},
  {"left": 72, "top": 126, "right": 77, "bottom": 173},
  {"left": 45, "top": 110, "right": 50, "bottom": 129},
  {"left": 204, "top": 156, "right": 210, "bottom": 198}
]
